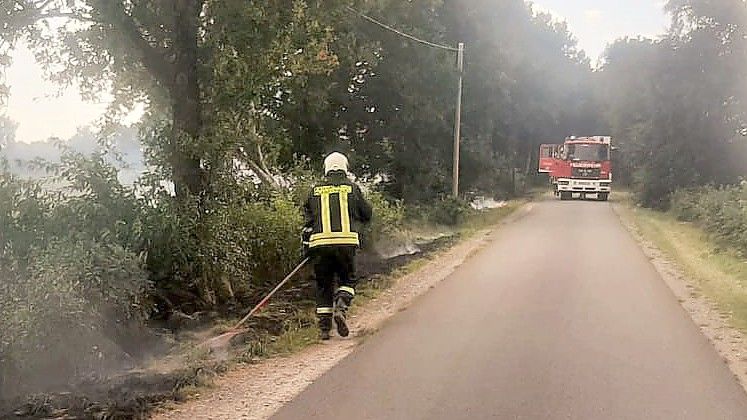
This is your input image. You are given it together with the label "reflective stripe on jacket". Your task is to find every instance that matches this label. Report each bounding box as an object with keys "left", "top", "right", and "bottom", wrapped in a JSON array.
[{"left": 303, "top": 172, "right": 372, "bottom": 249}]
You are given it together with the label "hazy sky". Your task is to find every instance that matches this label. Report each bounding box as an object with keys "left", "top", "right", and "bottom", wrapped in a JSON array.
[
  {"left": 4, "top": 45, "right": 112, "bottom": 144},
  {"left": 532, "top": 0, "right": 670, "bottom": 61},
  {"left": 2, "top": 1, "right": 670, "bottom": 144}
]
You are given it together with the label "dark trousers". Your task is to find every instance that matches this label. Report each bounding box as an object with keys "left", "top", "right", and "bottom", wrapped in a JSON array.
[{"left": 311, "top": 247, "right": 357, "bottom": 325}]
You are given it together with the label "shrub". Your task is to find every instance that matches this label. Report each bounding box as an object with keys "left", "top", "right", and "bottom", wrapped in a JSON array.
[
  {"left": 0, "top": 157, "right": 151, "bottom": 398},
  {"left": 425, "top": 197, "right": 474, "bottom": 226},
  {"left": 0, "top": 175, "right": 52, "bottom": 261},
  {"left": 670, "top": 183, "right": 747, "bottom": 255},
  {"left": 228, "top": 194, "right": 304, "bottom": 292},
  {"left": 144, "top": 187, "right": 305, "bottom": 310},
  {"left": 363, "top": 189, "right": 405, "bottom": 246},
  {"left": 0, "top": 235, "right": 149, "bottom": 399}
]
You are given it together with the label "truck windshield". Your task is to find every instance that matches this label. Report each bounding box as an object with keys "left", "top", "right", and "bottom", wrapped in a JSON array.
[{"left": 566, "top": 144, "right": 609, "bottom": 161}]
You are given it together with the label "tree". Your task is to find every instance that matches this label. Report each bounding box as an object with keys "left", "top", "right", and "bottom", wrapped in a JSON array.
[
  {"left": 1, "top": 0, "right": 205, "bottom": 196},
  {"left": 268, "top": 0, "right": 604, "bottom": 201},
  {"left": 200, "top": 1, "right": 342, "bottom": 189},
  {"left": 1, "top": 1, "right": 343, "bottom": 198},
  {"left": 598, "top": 0, "right": 747, "bottom": 207}
]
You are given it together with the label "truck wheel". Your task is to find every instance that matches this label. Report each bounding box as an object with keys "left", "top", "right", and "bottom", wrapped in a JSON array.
[
  {"left": 560, "top": 192, "right": 571, "bottom": 201},
  {"left": 598, "top": 193, "right": 609, "bottom": 202}
]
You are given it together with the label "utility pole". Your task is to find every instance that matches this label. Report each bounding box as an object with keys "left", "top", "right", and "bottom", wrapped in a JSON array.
[
  {"left": 345, "top": 7, "right": 465, "bottom": 198},
  {"left": 452, "top": 42, "right": 465, "bottom": 198}
]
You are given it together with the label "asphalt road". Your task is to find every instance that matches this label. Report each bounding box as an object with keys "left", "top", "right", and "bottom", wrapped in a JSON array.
[{"left": 271, "top": 199, "right": 747, "bottom": 420}]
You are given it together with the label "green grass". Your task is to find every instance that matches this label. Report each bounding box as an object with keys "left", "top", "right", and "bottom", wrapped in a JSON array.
[
  {"left": 619, "top": 204, "right": 747, "bottom": 332},
  {"left": 461, "top": 199, "right": 526, "bottom": 233},
  {"left": 250, "top": 316, "right": 319, "bottom": 358}
]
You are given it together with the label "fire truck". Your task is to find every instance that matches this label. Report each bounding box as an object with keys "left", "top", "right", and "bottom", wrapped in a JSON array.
[{"left": 538, "top": 136, "right": 613, "bottom": 201}]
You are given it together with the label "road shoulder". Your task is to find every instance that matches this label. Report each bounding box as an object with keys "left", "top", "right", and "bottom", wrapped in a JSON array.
[{"left": 614, "top": 202, "right": 747, "bottom": 395}]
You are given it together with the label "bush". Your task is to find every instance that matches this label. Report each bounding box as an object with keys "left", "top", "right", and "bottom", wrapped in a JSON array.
[
  {"left": 144, "top": 191, "right": 304, "bottom": 309},
  {"left": 0, "top": 239, "right": 149, "bottom": 397},
  {"left": 0, "top": 153, "right": 416, "bottom": 398},
  {"left": 363, "top": 189, "right": 405, "bottom": 246},
  {"left": 228, "top": 194, "right": 304, "bottom": 291},
  {"left": 0, "top": 157, "right": 152, "bottom": 398},
  {"left": 424, "top": 197, "right": 474, "bottom": 226},
  {"left": 145, "top": 176, "right": 411, "bottom": 310},
  {"left": 0, "top": 174, "right": 53, "bottom": 261},
  {"left": 670, "top": 183, "right": 747, "bottom": 255}
]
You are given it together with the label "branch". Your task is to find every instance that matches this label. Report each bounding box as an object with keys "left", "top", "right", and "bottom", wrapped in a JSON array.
[
  {"left": 38, "top": 11, "right": 94, "bottom": 22},
  {"left": 234, "top": 110, "right": 281, "bottom": 190},
  {"left": 35, "top": 0, "right": 55, "bottom": 10},
  {"left": 244, "top": 156, "right": 279, "bottom": 189},
  {"left": 238, "top": 142, "right": 279, "bottom": 189},
  {"left": 103, "top": 3, "right": 173, "bottom": 88},
  {"left": 255, "top": 131, "right": 273, "bottom": 176}
]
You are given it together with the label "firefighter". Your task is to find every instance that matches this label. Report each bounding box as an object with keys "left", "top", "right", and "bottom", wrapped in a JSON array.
[{"left": 303, "top": 152, "right": 373, "bottom": 340}]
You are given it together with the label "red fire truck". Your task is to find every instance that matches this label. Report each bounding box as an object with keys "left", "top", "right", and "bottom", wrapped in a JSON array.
[{"left": 539, "top": 136, "right": 613, "bottom": 201}]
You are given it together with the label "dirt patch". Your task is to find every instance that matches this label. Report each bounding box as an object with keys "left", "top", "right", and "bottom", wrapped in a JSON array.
[
  {"left": 614, "top": 204, "right": 747, "bottom": 394},
  {"left": 150, "top": 207, "right": 531, "bottom": 420}
]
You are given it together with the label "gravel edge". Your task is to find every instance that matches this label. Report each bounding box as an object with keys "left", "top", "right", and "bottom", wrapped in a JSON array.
[{"left": 613, "top": 203, "right": 747, "bottom": 395}]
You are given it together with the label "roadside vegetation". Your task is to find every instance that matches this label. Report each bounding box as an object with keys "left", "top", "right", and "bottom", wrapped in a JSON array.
[
  {"left": 670, "top": 184, "right": 747, "bottom": 257},
  {"left": 1, "top": 181, "right": 518, "bottom": 417},
  {"left": 0, "top": 0, "right": 745, "bottom": 417},
  {"left": 619, "top": 198, "right": 747, "bottom": 333},
  {"left": 617, "top": 184, "right": 747, "bottom": 336}
]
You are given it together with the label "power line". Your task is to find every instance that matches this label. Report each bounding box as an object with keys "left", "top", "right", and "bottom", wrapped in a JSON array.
[
  {"left": 345, "top": 6, "right": 459, "bottom": 52},
  {"left": 345, "top": 5, "right": 465, "bottom": 198}
]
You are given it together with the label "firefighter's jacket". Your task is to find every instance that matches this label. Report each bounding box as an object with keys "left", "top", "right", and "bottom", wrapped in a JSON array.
[{"left": 303, "top": 172, "right": 373, "bottom": 249}]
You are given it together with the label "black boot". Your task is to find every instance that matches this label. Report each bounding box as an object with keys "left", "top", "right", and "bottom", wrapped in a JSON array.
[
  {"left": 319, "top": 315, "right": 332, "bottom": 340},
  {"left": 333, "top": 290, "right": 353, "bottom": 338}
]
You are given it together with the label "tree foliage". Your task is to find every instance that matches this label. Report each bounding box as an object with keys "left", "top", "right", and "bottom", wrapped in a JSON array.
[{"left": 600, "top": 0, "right": 747, "bottom": 207}]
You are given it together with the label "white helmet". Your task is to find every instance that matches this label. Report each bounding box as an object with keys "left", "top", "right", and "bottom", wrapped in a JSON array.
[{"left": 324, "top": 152, "right": 349, "bottom": 175}]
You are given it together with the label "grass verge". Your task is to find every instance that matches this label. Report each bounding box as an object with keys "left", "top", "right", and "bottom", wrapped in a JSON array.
[
  {"left": 617, "top": 202, "right": 747, "bottom": 332},
  {"left": 462, "top": 199, "right": 526, "bottom": 232}
]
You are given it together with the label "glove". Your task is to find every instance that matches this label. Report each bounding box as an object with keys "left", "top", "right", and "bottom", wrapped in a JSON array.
[
  {"left": 301, "top": 227, "right": 313, "bottom": 258},
  {"left": 302, "top": 241, "right": 310, "bottom": 258}
]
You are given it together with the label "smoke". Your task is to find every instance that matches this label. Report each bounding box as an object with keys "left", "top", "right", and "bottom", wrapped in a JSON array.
[
  {"left": 0, "top": 291, "right": 167, "bottom": 401},
  {"left": 0, "top": 239, "right": 166, "bottom": 402}
]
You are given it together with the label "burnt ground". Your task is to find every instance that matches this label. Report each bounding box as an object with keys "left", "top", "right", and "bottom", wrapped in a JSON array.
[{"left": 0, "top": 236, "right": 456, "bottom": 420}]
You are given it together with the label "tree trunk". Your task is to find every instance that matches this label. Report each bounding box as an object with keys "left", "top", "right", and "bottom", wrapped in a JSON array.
[{"left": 170, "top": 0, "right": 204, "bottom": 198}]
